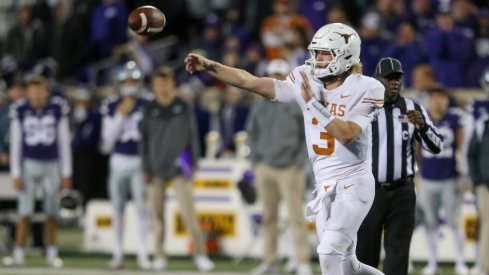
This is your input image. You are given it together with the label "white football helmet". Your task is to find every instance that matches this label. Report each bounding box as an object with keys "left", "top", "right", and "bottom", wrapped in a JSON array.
[
  {"left": 57, "top": 190, "right": 84, "bottom": 226},
  {"left": 306, "top": 23, "right": 361, "bottom": 78},
  {"left": 116, "top": 60, "right": 142, "bottom": 82}
]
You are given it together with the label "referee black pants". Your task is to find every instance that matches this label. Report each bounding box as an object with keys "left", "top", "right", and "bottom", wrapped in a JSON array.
[{"left": 356, "top": 181, "right": 416, "bottom": 275}]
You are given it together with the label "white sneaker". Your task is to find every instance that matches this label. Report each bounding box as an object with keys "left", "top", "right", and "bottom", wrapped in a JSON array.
[
  {"left": 296, "top": 263, "right": 313, "bottom": 275},
  {"left": 2, "top": 255, "right": 24, "bottom": 266},
  {"left": 47, "top": 257, "right": 64, "bottom": 268},
  {"left": 408, "top": 261, "right": 415, "bottom": 274},
  {"left": 284, "top": 259, "right": 297, "bottom": 273},
  {"left": 251, "top": 263, "right": 280, "bottom": 275},
  {"left": 470, "top": 266, "right": 482, "bottom": 275},
  {"left": 108, "top": 258, "right": 123, "bottom": 269},
  {"left": 138, "top": 259, "right": 151, "bottom": 270},
  {"left": 194, "top": 255, "right": 215, "bottom": 272},
  {"left": 152, "top": 257, "right": 168, "bottom": 270},
  {"left": 422, "top": 264, "right": 439, "bottom": 275},
  {"left": 456, "top": 264, "right": 469, "bottom": 275}
]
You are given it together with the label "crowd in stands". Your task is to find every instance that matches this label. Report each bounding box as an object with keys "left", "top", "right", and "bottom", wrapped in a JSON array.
[
  {"left": 0, "top": 0, "right": 486, "bottom": 88},
  {"left": 0, "top": 0, "right": 485, "bottom": 197}
]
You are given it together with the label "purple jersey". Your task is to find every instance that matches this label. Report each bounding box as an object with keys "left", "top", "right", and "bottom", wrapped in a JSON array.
[
  {"left": 469, "top": 99, "right": 489, "bottom": 120},
  {"left": 420, "top": 108, "right": 462, "bottom": 180},
  {"left": 100, "top": 95, "right": 149, "bottom": 156},
  {"left": 9, "top": 96, "right": 69, "bottom": 160}
]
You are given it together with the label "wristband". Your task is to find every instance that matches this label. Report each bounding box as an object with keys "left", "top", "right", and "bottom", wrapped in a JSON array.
[{"left": 307, "top": 98, "right": 335, "bottom": 128}]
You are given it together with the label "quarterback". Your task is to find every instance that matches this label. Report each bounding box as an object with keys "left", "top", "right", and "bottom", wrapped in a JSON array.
[{"left": 185, "top": 23, "right": 384, "bottom": 275}]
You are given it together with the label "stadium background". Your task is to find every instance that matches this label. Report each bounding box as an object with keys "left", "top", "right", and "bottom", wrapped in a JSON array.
[{"left": 0, "top": 0, "right": 487, "bottom": 274}]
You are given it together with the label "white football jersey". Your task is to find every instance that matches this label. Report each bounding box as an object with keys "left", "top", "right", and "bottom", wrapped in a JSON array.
[{"left": 274, "top": 65, "right": 384, "bottom": 182}]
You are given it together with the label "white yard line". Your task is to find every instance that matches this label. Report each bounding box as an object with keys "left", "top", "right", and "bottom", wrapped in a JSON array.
[{"left": 0, "top": 267, "right": 251, "bottom": 275}]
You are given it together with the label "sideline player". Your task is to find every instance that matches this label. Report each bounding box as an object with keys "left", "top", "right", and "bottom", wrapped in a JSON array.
[
  {"left": 4, "top": 76, "right": 72, "bottom": 268},
  {"left": 185, "top": 23, "right": 384, "bottom": 275},
  {"left": 418, "top": 85, "right": 468, "bottom": 275},
  {"left": 100, "top": 62, "right": 151, "bottom": 270}
]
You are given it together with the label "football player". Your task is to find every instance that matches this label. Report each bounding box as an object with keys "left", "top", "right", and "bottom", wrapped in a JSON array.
[
  {"left": 5, "top": 76, "right": 72, "bottom": 268},
  {"left": 466, "top": 67, "right": 489, "bottom": 275},
  {"left": 100, "top": 61, "right": 151, "bottom": 270},
  {"left": 185, "top": 23, "right": 384, "bottom": 275},
  {"left": 418, "top": 85, "right": 469, "bottom": 275}
]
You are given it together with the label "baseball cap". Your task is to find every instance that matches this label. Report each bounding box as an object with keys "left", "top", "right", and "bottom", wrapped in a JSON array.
[
  {"left": 266, "top": 59, "right": 290, "bottom": 76},
  {"left": 375, "top": 57, "right": 403, "bottom": 77}
]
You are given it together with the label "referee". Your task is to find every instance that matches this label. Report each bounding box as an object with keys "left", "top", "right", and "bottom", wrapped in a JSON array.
[{"left": 356, "top": 57, "right": 444, "bottom": 275}]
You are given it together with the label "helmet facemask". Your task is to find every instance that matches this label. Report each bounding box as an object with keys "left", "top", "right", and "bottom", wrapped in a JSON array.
[
  {"left": 117, "top": 61, "right": 143, "bottom": 96},
  {"left": 306, "top": 46, "right": 354, "bottom": 78}
]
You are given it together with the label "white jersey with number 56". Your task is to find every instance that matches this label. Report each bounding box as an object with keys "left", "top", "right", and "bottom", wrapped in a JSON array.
[{"left": 273, "top": 65, "right": 384, "bottom": 182}]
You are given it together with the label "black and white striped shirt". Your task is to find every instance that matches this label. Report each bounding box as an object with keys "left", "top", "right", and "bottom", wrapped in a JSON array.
[{"left": 372, "top": 96, "right": 443, "bottom": 183}]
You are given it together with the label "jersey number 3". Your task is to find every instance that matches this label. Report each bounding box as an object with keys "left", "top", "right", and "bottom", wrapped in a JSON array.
[{"left": 312, "top": 118, "right": 335, "bottom": 156}]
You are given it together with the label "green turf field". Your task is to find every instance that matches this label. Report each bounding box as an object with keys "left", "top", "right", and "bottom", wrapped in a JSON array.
[{"left": 0, "top": 227, "right": 475, "bottom": 275}]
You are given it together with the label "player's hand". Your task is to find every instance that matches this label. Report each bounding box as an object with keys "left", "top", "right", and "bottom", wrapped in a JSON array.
[
  {"left": 300, "top": 70, "right": 314, "bottom": 103},
  {"left": 184, "top": 53, "right": 212, "bottom": 74},
  {"left": 0, "top": 153, "right": 9, "bottom": 165},
  {"left": 406, "top": 110, "right": 426, "bottom": 130},
  {"left": 116, "top": 96, "right": 136, "bottom": 116},
  {"left": 60, "top": 177, "right": 72, "bottom": 190},
  {"left": 13, "top": 178, "right": 23, "bottom": 191}
]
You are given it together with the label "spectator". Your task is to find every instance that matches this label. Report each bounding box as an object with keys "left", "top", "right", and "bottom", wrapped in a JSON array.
[
  {"left": 424, "top": 8, "right": 476, "bottom": 87},
  {"left": 408, "top": 63, "right": 436, "bottom": 108},
  {"left": 0, "top": 79, "right": 27, "bottom": 168},
  {"left": 325, "top": 6, "right": 351, "bottom": 25},
  {"left": 219, "top": 85, "right": 250, "bottom": 156},
  {"left": 5, "top": 4, "right": 49, "bottom": 70},
  {"left": 99, "top": 61, "right": 151, "bottom": 270},
  {"left": 2, "top": 76, "right": 72, "bottom": 268},
  {"left": 197, "top": 14, "right": 224, "bottom": 62},
  {"left": 241, "top": 43, "right": 267, "bottom": 77},
  {"left": 52, "top": 0, "right": 90, "bottom": 83},
  {"left": 140, "top": 67, "right": 215, "bottom": 272},
  {"left": 71, "top": 87, "right": 106, "bottom": 206},
  {"left": 178, "top": 83, "right": 211, "bottom": 158},
  {"left": 384, "top": 21, "right": 429, "bottom": 87},
  {"left": 407, "top": 0, "right": 436, "bottom": 31},
  {"left": 418, "top": 85, "right": 469, "bottom": 275},
  {"left": 221, "top": 6, "right": 250, "bottom": 47},
  {"left": 362, "top": 0, "right": 406, "bottom": 40},
  {"left": 452, "top": 0, "right": 478, "bottom": 35},
  {"left": 359, "top": 13, "right": 389, "bottom": 77},
  {"left": 283, "top": 27, "right": 310, "bottom": 69},
  {"left": 299, "top": 0, "right": 328, "bottom": 31},
  {"left": 466, "top": 8, "right": 489, "bottom": 87},
  {"left": 261, "top": 0, "right": 313, "bottom": 60},
  {"left": 89, "top": 0, "right": 128, "bottom": 61},
  {"left": 247, "top": 59, "right": 312, "bottom": 275}
]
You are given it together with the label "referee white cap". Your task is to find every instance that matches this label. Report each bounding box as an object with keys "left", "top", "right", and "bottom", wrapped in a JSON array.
[{"left": 266, "top": 59, "right": 290, "bottom": 76}]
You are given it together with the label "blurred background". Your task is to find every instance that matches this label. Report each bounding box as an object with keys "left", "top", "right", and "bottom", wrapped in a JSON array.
[{"left": 0, "top": 0, "right": 487, "bottom": 274}]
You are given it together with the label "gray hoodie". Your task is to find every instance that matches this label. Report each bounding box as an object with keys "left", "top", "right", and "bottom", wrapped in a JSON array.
[
  {"left": 140, "top": 97, "right": 200, "bottom": 179},
  {"left": 468, "top": 118, "right": 489, "bottom": 188}
]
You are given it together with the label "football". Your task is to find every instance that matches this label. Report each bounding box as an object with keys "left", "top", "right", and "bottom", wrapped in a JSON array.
[{"left": 128, "top": 6, "right": 165, "bottom": 36}]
